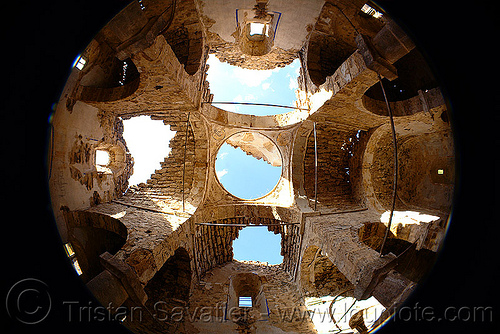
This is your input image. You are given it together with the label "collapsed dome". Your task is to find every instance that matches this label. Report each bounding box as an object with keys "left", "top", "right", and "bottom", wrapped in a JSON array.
[{"left": 46, "top": 0, "right": 456, "bottom": 333}]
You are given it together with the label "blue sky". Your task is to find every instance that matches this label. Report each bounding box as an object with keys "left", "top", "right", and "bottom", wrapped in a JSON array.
[
  {"left": 215, "top": 142, "right": 281, "bottom": 199},
  {"left": 207, "top": 54, "right": 300, "bottom": 264},
  {"left": 233, "top": 227, "right": 283, "bottom": 264},
  {"left": 215, "top": 141, "right": 283, "bottom": 265},
  {"left": 123, "top": 55, "right": 298, "bottom": 264},
  {"left": 122, "top": 115, "right": 175, "bottom": 186},
  {"left": 206, "top": 54, "right": 300, "bottom": 115}
]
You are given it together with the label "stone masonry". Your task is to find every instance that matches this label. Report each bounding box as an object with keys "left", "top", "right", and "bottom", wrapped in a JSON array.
[{"left": 49, "top": 1, "right": 455, "bottom": 333}]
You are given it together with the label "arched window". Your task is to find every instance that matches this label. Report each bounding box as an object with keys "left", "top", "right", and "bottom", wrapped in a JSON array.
[{"left": 227, "top": 273, "right": 269, "bottom": 321}]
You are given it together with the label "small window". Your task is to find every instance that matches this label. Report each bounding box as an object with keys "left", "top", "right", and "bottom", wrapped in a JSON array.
[
  {"left": 361, "top": 4, "right": 383, "bottom": 19},
  {"left": 64, "top": 243, "right": 75, "bottom": 257},
  {"left": 64, "top": 243, "right": 83, "bottom": 276},
  {"left": 118, "top": 61, "right": 129, "bottom": 86},
  {"left": 437, "top": 169, "right": 444, "bottom": 175},
  {"left": 95, "top": 149, "right": 110, "bottom": 166},
  {"left": 138, "top": 0, "right": 145, "bottom": 10},
  {"left": 73, "top": 55, "right": 87, "bottom": 70},
  {"left": 239, "top": 296, "right": 252, "bottom": 308},
  {"left": 71, "top": 258, "right": 83, "bottom": 276},
  {"left": 250, "top": 22, "right": 266, "bottom": 36}
]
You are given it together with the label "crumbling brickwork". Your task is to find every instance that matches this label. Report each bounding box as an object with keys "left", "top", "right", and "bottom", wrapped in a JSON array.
[
  {"left": 194, "top": 216, "right": 302, "bottom": 277},
  {"left": 117, "top": 120, "right": 196, "bottom": 213},
  {"left": 300, "top": 245, "right": 354, "bottom": 298},
  {"left": 195, "top": 223, "right": 241, "bottom": 275},
  {"left": 48, "top": 1, "right": 456, "bottom": 333}
]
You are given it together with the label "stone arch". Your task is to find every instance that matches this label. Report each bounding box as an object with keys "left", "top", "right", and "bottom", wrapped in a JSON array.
[
  {"left": 307, "top": 32, "right": 356, "bottom": 87},
  {"left": 362, "top": 124, "right": 454, "bottom": 213},
  {"left": 62, "top": 210, "right": 127, "bottom": 283},
  {"left": 305, "top": 1, "right": 384, "bottom": 87},
  {"left": 227, "top": 272, "right": 269, "bottom": 320},
  {"left": 299, "top": 245, "right": 354, "bottom": 298},
  {"left": 76, "top": 74, "right": 140, "bottom": 103},
  {"left": 214, "top": 131, "right": 283, "bottom": 200},
  {"left": 72, "top": 37, "right": 142, "bottom": 103},
  {"left": 363, "top": 48, "right": 438, "bottom": 104},
  {"left": 161, "top": 0, "right": 204, "bottom": 75},
  {"left": 97, "top": 0, "right": 177, "bottom": 60},
  {"left": 193, "top": 207, "right": 302, "bottom": 276},
  {"left": 361, "top": 87, "right": 445, "bottom": 117},
  {"left": 72, "top": 0, "right": 181, "bottom": 103},
  {"left": 202, "top": 104, "right": 309, "bottom": 129},
  {"left": 290, "top": 122, "right": 312, "bottom": 211},
  {"left": 144, "top": 247, "right": 192, "bottom": 315},
  {"left": 76, "top": 48, "right": 141, "bottom": 103}
]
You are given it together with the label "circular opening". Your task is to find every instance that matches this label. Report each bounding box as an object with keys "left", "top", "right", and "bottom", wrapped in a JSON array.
[{"left": 215, "top": 132, "right": 282, "bottom": 200}]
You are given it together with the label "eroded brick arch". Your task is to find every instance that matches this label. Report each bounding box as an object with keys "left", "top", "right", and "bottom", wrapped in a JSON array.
[{"left": 194, "top": 214, "right": 302, "bottom": 277}]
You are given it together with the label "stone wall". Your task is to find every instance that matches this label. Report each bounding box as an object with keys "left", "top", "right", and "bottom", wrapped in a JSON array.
[
  {"left": 84, "top": 201, "right": 193, "bottom": 284},
  {"left": 116, "top": 116, "right": 201, "bottom": 215},
  {"left": 195, "top": 223, "right": 241, "bottom": 275},
  {"left": 188, "top": 261, "right": 317, "bottom": 333},
  {"left": 49, "top": 98, "right": 134, "bottom": 240},
  {"left": 162, "top": 0, "right": 204, "bottom": 75},
  {"left": 303, "top": 122, "right": 362, "bottom": 211},
  {"left": 48, "top": 2, "right": 457, "bottom": 332},
  {"left": 305, "top": 0, "right": 384, "bottom": 87},
  {"left": 194, "top": 216, "right": 302, "bottom": 278},
  {"left": 299, "top": 245, "right": 354, "bottom": 299},
  {"left": 62, "top": 209, "right": 128, "bottom": 283},
  {"left": 84, "top": 35, "right": 204, "bottom": 116},
  {"left": 362, "top": 111, "right": 454, "bottom": 214}
]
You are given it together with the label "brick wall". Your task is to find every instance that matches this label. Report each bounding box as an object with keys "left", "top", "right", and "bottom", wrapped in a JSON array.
[
  {"left": 162, "top": 0, "right": 204, "bottom": 75},
  {"left": 303, "top": 122, "right": 362, "bottom": 210},
  {"left": 188, "top": 261, "right": 317, "bottom": 333},
  {"left": 300, "top": 245, "right": 354, "bottom": 298},
  {"left": 194, "top": 217, "right": 302, "bottom": 277},
  {"left": 117, "top": 118, "right": 196, "bottom": 213}
]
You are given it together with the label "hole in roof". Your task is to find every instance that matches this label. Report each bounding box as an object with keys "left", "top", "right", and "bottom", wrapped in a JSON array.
[
  {"left": 233, "top": 226, "right": 283, "bottom": 264},
  {"left": 207, "top": 54, "right": 300, "bottom": 116},
  {"left": 215, "top": 132, "right": 282, "bottom": 200},
  {"left": 122, "top": 115, "right": 176, "bottom": 186}
]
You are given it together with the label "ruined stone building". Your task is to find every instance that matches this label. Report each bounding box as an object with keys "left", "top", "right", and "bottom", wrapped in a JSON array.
[{"left": 48, "top": 0, "right": 455, "bottom": 332}]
